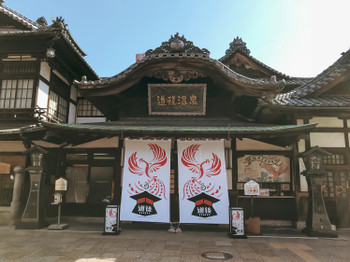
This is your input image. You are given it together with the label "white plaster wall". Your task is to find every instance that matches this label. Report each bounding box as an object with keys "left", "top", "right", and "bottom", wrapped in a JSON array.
[
  {"left": 76, "top": 117, "right": 106, "bottom": 123},
  {"left": 65, "top": 136, "right": 119, "bottom": 148},
  {"left": 36, "top": 80, "right": 49, "bottom": 109},
  {"left": 68, "top": 103, "right": 76, "bottom": 124},
  {"left": 298, "top": 139, "right": 305, "bottom": 153},
  {"left": 296, "top": 119, "right": 304, "bottom": 125},
  {"left": 299, "top": 158, "right": 308, "bottom": 191},
  {"left": 309, "top": 117, "right": 343, "bottom": 128},
  {"left": 70, "top": 86, "right": 78, "bottom": 102},
  {"left": 0, "top": 141, "right": 26, "bottom": 152},
  {"left": 310, "top": 132, "right": 345, "bottom": 147},
  {"left": 40, "top": 61, "right": 51, "bottom": 81},
  {"left": 236, "top": 138, "right": 287, "bottom": 151}
]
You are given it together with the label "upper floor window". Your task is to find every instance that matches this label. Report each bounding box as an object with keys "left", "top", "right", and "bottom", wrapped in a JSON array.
[
  {"left": 48, "top": 90, "right": 68, "bottom": 122},
  {"left": 77, "top": 98, "right": 104, "bottom": 117},
  {"left": 0, "top": 79, "right": 34, "bottom": 108},
  {"left": 0, "top": 55, "right": 37, "bottom": 109}
]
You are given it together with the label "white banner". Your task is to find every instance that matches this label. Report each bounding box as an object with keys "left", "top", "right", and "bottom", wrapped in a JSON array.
[
  {"left": 120, "top": 139, "right": 171, "bottom": 223},
  {"left": 178, "top": 140, "right": 229, "bottom": 224}
]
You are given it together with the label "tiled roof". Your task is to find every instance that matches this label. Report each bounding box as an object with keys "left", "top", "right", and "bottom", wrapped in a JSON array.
[
  {"left": 39, "top": 121, "right": 317, "bottom": 137},
  {"left": 255, "top": 48, "right": 350, "bottom": 110},
  {"left": 0, "top": 3, "right": 39, "bottom": 30},
  {"left": 219, "top": 37, "right": 313, "bottom": 83},
  {"left": 0, "top": 121, "right": 317, "bottom": 138},
  {"left": 75, "top": 52, "right": 285, "bottom": 97},
  {"left": 275, "top": 48, "right": 350, "bottom": 101},
  {"left": 0, "top": 4, "right": 98, "bottom": 79},
  {"left": 269, "top": 95, "right": 350, "bottom": 107}
]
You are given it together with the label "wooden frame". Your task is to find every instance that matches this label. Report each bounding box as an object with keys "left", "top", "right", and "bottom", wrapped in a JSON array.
[{"left": 148, "top": 83, "right": 206, "bottom": 116}]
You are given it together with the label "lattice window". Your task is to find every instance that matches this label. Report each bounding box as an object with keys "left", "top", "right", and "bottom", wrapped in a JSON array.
[
  {"left": 0, "top": 79, "right": 34, "bottom": 108},
  {"left": 323, "top": 154, "right": 345, "bottom": 165},
  {"left": 323, "top": 171, "right": 348, "bottom": 198},
  {"left": 77, "top": 98, "right": 103, "bottom": 117},
  {"left": 48, "top": 90, "right": 68, "bottom": 122}
]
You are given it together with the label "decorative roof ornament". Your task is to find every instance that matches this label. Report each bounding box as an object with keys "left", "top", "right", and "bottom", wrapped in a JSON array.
[
  {"left": 145, "top": 33, "right": 210, "bottom": 56},
  {"left": 36, "top": 16, "right": 48, "bottom": 26},
  {"left": 146, "top": 70, "right": 207, "bottom": 83},
  {"left": 225, "top": 37, "right": 251, "bottom": 56},
  {"left": 51, "top": 16, "right": 68, "bottom": 30}
]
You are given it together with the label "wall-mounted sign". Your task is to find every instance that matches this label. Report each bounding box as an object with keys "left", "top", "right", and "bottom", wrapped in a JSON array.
[
  {"left": 244, "top": 180, "right": 260, "bottom": 196},
  {"left": 148, "top": 84, "right": 206, "bottom": 115},
  {"left": 238, "top": 155, "right": 290, "bottom": 183},
  {"left": 55, "top": 177, "right": 68, "bottom": 191}
]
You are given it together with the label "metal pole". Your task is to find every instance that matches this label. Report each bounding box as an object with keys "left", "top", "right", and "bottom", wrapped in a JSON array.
[
  {"left": 57, "top": 203, "right": 61, "bottom": 225},
  {"left": 250, "top": 196, "right": 254, "bottom": 217}
]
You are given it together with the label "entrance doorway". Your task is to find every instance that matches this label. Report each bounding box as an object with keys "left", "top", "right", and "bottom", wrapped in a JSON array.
[
  {"left": 63, "top": 149, "right": 117, "bottom": 216},
  {"left": 323, "top": 171, "right": 350, "bottom": 227}
]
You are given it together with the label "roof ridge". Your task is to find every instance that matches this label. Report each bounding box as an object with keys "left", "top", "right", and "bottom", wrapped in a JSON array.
[
  {"left": 0, "top": 3, "right": 40, "bottom": 30},
  {"left": 219, "top": 36, "right": 295, "bottom": 79},
  {"left": 276, "top": 48, "right": 350, "bottom": 100},
  {"left": 75, "top": 53, "right": 285, "bottom": 96}
]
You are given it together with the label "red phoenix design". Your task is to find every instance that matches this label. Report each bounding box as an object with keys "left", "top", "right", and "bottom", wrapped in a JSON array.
[
  {"left": 181, "top": 144, "right": 222, "bottom": 199},
  {"left": 128, "top": 144, "right": 168, "bottom": 199}
]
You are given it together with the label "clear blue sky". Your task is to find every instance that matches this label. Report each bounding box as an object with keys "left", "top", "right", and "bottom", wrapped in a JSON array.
[{"left": 7, "top": 0, "right": 350, "bottom": 78}]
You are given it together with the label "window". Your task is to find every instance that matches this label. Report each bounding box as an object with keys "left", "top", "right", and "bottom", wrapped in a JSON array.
[
  {"left": 323, "top": 171, "right": 349, "bottom": 199},
  {"left": 323, "top": 154, "right": 345, "bottom": 165},
  {"left": 0, "top": 56, "right": 36, "bottom": 109},
  {"left": 0, "top": 79, "right": 34, "bottom": 108},
  {"left": 48, "top": 90, "right": 68, "bottom": 122},
  {"left": 77, "top": 98, "right": 103, "bottom": 117}
]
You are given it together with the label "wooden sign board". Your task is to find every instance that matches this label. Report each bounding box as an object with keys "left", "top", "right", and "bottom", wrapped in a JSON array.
[
  {"left": 55, "top": 178, "right": 68, "bottom": 191},
  {"left": 244, "top": 180, "right": 260, "bottom": 196},
  {"left": 0, "top": 162, "right": 11, "bottom": 174},
  {"left": 148, "top": 84, "right": 206, "bottom": 115}
]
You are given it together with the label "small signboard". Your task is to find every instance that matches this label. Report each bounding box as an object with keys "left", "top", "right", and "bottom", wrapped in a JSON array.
[
  {"left": 244, "top": 180, "right": 260, "bottom": 196},
  {"left": 55, "top": 178, "right": 68, "bottom": 191},
  {"left": 103, "top": 205, "right": 121, "bottom": 235},
  {"left": 229, "top": 207, "right": 247, "bottom": 238}
]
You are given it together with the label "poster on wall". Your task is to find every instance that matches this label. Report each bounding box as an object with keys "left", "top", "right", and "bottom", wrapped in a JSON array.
[
  {"left": 120, "top": 139, "right": 171, "bottom": 223},
  {"left": 237, "top": 155, "right": 290, "bottom": 183},
  {"left": 178, "top": 140, "right": 229, "bottom": 224}
]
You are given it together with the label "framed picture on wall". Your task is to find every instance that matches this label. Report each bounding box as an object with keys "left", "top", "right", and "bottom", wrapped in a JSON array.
[{"left": 237, "top": 155, "right": 290, "bottom": 183}]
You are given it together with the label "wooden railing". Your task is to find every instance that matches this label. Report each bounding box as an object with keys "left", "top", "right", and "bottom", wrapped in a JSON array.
[{"left": 34, "top": 106, "right": 63, "bottom": 123}]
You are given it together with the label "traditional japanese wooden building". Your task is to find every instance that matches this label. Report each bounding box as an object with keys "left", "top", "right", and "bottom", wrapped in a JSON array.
[{"left": 0, "top": 1, "right": 349, "bottom": 229}]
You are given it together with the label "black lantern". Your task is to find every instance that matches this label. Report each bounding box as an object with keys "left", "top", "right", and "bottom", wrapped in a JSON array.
[
  {"left": 26, "top": 146, "right": 48, "bottom": 168},
  {"left": 298, "top": 146, "right": 337, "bottom": 237},
  {"left": 16, "top": 145, "right": 48, "bottom": 229},
  {"left": 46, "top": 47, "right": 55, "bottom": 58},
  {"left": 300, "top": 146, "right": 329, "bottom": 173}
]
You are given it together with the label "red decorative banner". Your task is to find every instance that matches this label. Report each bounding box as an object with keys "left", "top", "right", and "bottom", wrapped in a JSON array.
[
  {"left": 178, "top": 140, "right": 229, "bottom": 224},
  {"left": 120, "top": 139, "right": 171, "bottom": 222}
]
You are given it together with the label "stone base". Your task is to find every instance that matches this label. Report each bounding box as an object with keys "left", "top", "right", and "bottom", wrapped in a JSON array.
[
  {"left": 302, "top": 227, "right": 338, "bottom": 238},
  {"left": 48, "top": 224, "right": 69, "bottom": 230}
]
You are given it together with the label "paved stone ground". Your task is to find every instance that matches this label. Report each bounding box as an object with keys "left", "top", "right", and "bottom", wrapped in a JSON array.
[{"left": 0, "top": 220, "right": 349, "bottom": 262}]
